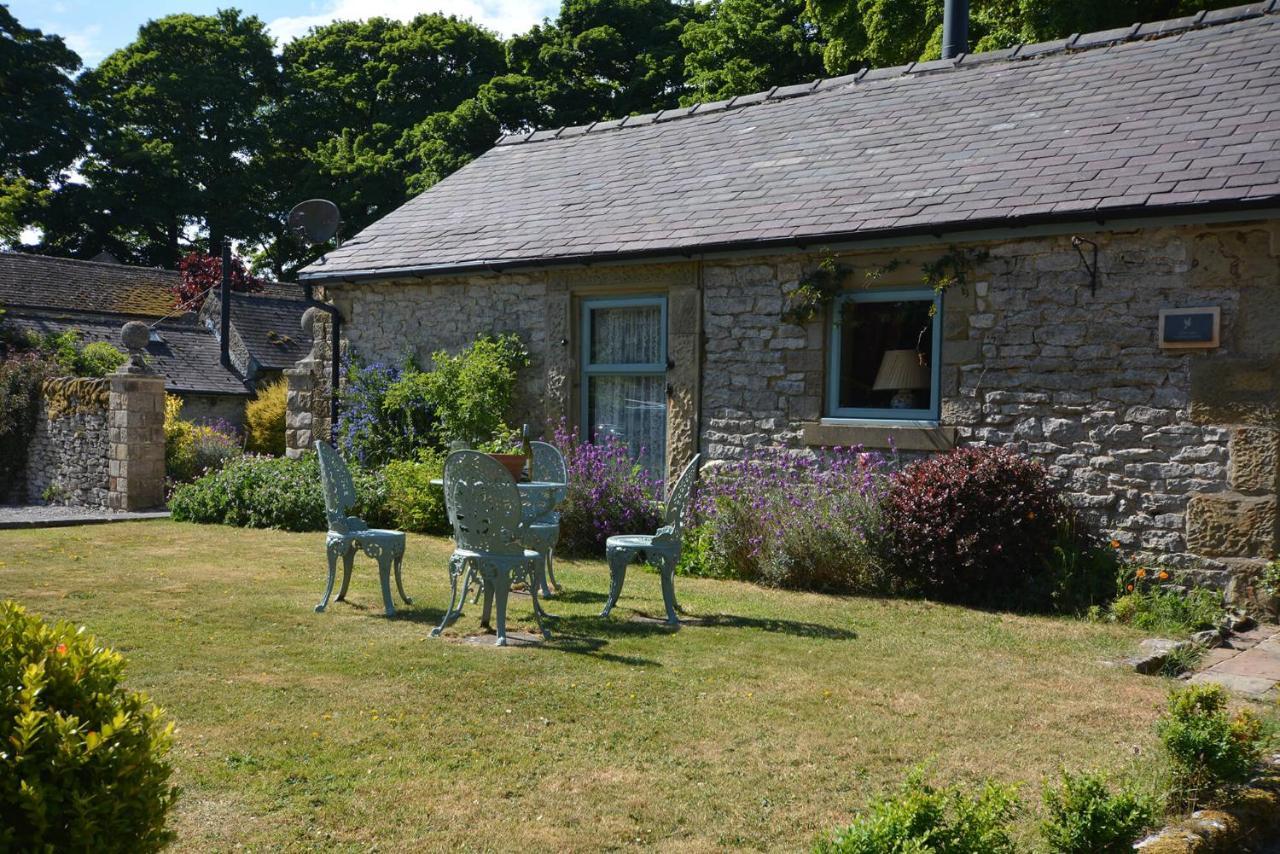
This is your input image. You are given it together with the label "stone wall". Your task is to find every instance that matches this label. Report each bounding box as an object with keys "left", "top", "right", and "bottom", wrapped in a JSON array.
[
  {"left": 302, "top": 218, "right": 1278, "bottom": 580},
  {"left": 24, "top": 377, "right": 111, "bottom": 507},
  {"left": 177, "top": 392, "right": 246, "bottom": 430}
]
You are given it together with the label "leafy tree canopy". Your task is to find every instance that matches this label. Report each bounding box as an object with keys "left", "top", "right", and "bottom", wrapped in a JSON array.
[
  {"left": 508, "top": 0, "right": 695, "bottom": 126},
  {"left": 681, "top": 0, "right": 824, "bottom": 104}
]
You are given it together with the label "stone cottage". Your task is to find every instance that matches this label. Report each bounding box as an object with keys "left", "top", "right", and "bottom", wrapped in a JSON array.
[{"left": 297, "top": 5, "right": 1280, "bottom": 584}]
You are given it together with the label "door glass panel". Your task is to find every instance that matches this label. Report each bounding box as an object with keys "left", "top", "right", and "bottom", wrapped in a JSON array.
[
  {"left": 587, "top": 375, "right": 666, "bottom": 476},
  {"left": 589, "top": 304, "right": 664, "bottom": 365}
]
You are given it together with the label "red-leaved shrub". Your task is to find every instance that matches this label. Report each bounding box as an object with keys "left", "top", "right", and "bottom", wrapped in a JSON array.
[{"left": 883, "top": 445, "right": 1068, "bottom": 609}]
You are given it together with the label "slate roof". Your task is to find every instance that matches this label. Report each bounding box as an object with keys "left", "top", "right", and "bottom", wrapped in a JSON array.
[
  {"left": 0, "top": 251, "right": 178, "bottom": 316},
  {"left": 205, "top": 291, "right": 311, "bottom": 371},
  {"left": 302, "top": 2, "right": 1280, "bottom": 282},
  {"left": 3, "top": 312, "right": 251, "bottom": 396}
]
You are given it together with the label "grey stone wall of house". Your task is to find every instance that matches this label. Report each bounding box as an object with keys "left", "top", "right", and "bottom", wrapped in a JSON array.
[
  {"left": 298, "top": 218, "right": 1278, "bottom": 584},
  {"left": 24, "top": 378, "right": 111, "bottom": 507}
]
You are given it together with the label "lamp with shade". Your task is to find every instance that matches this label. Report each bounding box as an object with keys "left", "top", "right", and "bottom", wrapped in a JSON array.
[{"left": 872, "top": 349, "right": 929, "bottom": 409}]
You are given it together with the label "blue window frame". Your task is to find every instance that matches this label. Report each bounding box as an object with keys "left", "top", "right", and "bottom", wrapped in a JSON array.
[
  {"left": 580, "top": 296, "right": 668, "bottom": 475},
  {"left": 826, "top": 287, "right": 942, "bottom": 421}
]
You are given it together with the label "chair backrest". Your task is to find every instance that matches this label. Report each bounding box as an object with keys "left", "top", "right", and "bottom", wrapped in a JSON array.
[
  {"left": 531, "top": 441, "right": 567, "bottom": 484},
  {"left": 315, "top": 440, "right": 365, "bottom": 534},
  {"left": 657, "top": 453, "right": 700, "bottom": 543},
  {"left": 443, "top": 451, "right": 525, "bottom": 555}
]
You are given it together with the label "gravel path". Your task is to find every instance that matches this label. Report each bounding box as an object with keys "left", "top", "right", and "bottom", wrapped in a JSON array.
[{"left": 0, "top": 504, "right": 169, "bottom": 529}]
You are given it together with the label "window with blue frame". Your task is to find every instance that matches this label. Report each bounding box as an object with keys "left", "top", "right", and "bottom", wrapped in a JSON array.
[{"left": 826, "top": 288, "right": 942, "bottom": 420}]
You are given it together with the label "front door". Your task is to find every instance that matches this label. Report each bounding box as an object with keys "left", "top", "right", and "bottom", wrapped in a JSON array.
[{"left": 580, "top": 296, "right": 667, "bottom": 476}]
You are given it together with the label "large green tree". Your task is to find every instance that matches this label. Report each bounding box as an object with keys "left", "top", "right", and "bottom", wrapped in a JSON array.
[
  {"left": 0, "top": 7, "right": 85, "bottom": 245},
  {"left": 680, "top": 0, "right": 824, "bottom": 104},
  {"left": 259, "top": 14, "right": 506, "bottom": 277},
  {"left": 508, "top": 0, "right": 695, "bottom": 127},
  {"left": 806, "top": 0, "right": 1235, "bottom": 73},
  {"left": 42, "top": 9, "right": 280, "bottom": 266}
]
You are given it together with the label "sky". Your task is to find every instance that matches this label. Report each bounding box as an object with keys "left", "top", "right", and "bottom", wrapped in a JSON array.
[{"left": 8, "top": 0, "right": 561, "bottom": 66}]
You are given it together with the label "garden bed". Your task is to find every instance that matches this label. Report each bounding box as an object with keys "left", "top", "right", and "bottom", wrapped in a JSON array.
[{"left": 0, "top": 521, "right": 1240, "bottom": 850}]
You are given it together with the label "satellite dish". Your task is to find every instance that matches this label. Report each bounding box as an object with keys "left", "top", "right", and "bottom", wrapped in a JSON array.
[{"left": 288, "top": 199, "right": 342, "bottom": 245}]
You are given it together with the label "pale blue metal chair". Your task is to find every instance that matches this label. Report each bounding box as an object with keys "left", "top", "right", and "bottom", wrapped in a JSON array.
[
  {"left": 601, "top": 454, "right": 700, "bottom": 625},
  {"left": 433, "top": 451, "right": 550, "bottom": 646},
  {"left": 521, "top": 440, "right": 568, "bottom": 596},
  {"left": 314, "top": 441, "right": 411, "bottom": 617}
]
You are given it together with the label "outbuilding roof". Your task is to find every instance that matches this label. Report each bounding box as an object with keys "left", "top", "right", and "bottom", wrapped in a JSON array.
[
  {"left": 0, "top": 251, "right": 178, "bottom": 316},
  {"left": 302, "top": 2, "right": 1280, "bottom": 282}
]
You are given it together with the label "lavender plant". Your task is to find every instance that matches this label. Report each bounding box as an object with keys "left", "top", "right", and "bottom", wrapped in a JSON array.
[
  {"left": 680, "top": 446, "right": 890, "bottom": 593},
  {"left": 552, "top": 422, "right": 663, "bottom": 557}
]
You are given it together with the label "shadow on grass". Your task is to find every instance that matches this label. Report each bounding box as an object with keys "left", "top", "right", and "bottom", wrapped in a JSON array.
[
  {"left": 537, "top": 634, "right": 662, "bottom": 668},
  {"left": 680, "top": 613, "right": 857, "bottom": 641}
]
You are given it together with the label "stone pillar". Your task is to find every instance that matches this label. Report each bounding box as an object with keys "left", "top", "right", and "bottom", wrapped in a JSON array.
[
  {"left": 285, "top": 307, "right": 331, "bottom": 457},
  {"left": 107, "top": 322, "right": 166, "bottom": 511}
]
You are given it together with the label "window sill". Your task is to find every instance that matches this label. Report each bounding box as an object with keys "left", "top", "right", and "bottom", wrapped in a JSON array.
[{"left": 800, "top": 420, "right": 956, "bottom": 452}]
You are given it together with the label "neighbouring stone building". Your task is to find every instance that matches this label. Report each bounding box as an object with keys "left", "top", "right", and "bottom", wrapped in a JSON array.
[{"left": 296, "top": 6, "right": 1280, "bottom": 586}]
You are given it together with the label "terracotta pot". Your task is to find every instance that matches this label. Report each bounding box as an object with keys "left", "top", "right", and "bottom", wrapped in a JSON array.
[{"left": 488, "top": 453, "right": 528, "bottom": 481}]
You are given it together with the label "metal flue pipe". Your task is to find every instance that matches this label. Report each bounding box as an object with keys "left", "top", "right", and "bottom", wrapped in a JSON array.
[
  {"left": 219, "top": 237, "right": 232, "bottom": 370},
  {"left": 942, "top": 0, "right": 969, "bottom": 59}
]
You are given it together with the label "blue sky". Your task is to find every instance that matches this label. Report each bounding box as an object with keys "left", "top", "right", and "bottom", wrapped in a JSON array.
[{"left": 9, "top": 0, "right": 561, "bottom": 66}]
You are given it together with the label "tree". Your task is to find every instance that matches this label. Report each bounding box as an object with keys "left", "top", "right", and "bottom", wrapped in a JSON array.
[
  {"left": 0, "top": 7, "right": 85, "bottom": 246},
  {"left": 507, "top": 0, "right": 695, "bottom": 127},
  {"left": 680, "top": 0, "right": 825, "bottom": 104},
  {"left": 805, "top": 0, "right": 1235, "bottom": 74},
  {"left": 173, "top": 251, "right": 265, "bottom": 311},
  {"left": 57, "top": 10, "right": 280, "bottom": 266}
]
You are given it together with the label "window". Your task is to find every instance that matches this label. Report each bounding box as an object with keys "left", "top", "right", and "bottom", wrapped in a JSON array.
[
  {"left": 827, "top": 288, "right": 941, "bottom": 420},
  {"left": 580, "top": 296, "right": 668, "bottom": 476}
]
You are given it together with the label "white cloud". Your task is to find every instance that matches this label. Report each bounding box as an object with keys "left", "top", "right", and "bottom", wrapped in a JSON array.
[
  {"left": 61, "top": 24, "right": 105, "bottom": 66},
  {"left": 267, "top": 0, "right": 558, "bottom": 46}
]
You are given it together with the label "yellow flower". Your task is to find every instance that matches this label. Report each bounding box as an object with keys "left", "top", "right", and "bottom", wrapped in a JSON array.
[
  {"left": 1136, "top": 568, "right": 1147, "bottom": 579},
  {"left": 1158, "top": 570, "right": 1170, "bottom": 581},
  {"left": 1110, "top": 540, "right": 1121, "bottom": 549}
]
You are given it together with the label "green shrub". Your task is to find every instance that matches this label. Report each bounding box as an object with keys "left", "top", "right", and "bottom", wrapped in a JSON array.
[
  {"left": 1037, "top": 519, "right": 1122, "bottom": 615},
  {"left": 1109, "top": 567, "right": 1225, "bottom": 636},
  {"left": 0, "top": 600, "right": 178, "bottom": 852},
  {"left": 0, "top": 354, "right": 53, "bottom": 499},
  {"left": 383, "top": 453, "right": 449, "bottom": 535},
  {"left": 400, "top": 333, "right": 529, "bottom": 447},
  {"left": 76, "top": 341, "right": 126, "bottom": 377},
  {"left": 164, "top": 394, "right": 241, "bottom": 483},
  {"left": 244, "top": 378, "right": 286, "bottom": 455},
  {"left": 816, "top": 768, "right": 1020, "bottom": 854},
  {"left": 1157, "top": 683, "right": 1264, "bottom": 809},
  {"left": 170, "top": 452, "right": 389, "bottom": 532},
  {"left": 1040, "top": 771, "right": 1156, "bottom": 854}
]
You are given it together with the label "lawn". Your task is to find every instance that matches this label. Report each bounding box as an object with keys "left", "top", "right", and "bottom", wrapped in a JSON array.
[{"left": 3, "top": 520, "right": 1175, "bottom": 851}]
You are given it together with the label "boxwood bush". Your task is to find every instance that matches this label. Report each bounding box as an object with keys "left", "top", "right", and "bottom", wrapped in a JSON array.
[{"left": 0, "top": 601, "right": 178, "bottom": 852}]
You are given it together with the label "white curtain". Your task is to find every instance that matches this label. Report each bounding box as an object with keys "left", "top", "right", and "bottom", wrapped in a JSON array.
[
  {"left": 586, "top": 302, "right": 666, "bottom": 476},
  {"left": 590, "top": 305, "right": 663, "bottom": 365}
]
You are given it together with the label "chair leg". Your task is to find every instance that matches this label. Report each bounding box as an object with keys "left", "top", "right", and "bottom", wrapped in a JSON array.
[
  {"left": 480, "top": 568, "right": 495, "bottom": 630},
  {"left": 601, "top": 549, "right": 630, "bottom": 618},
  {"left": 431, "top": 556, "right": 465, "bottom": 638},
  {"left": 316, "top": 543, "right": 340, "bottom": 613},
  {"left": 376, "top": 552, "right": 396, "bottom": 617},
  {"left": 527, "top": 558, "right": 552, "bottom": 639},
  {"left": 657, "top": 554, "right": 680, "bottom": 626},
  {"left": 492, "top": 568, "right": 512, "bottom": 647},
  {"left": 393, "top": 547, "right": 412, "bottom": 605},
  {"left": 545, "top": 548, "right": 560, "bottom": 593},
  {"left": 336, "top": 548, "right": 355, "bottom": 602}
]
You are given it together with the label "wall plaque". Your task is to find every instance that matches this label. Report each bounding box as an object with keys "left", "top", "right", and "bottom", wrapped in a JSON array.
[{"left": 1159, "top": 307, "right": 1220, "bottom": 349}]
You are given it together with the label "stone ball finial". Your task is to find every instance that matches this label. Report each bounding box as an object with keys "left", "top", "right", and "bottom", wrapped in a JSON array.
[
  {"left": 118, "top": 321, "right": 154, "bottom": 374},
  {"left": 121, "top": 320, "right": 150, "bottom": 352}
]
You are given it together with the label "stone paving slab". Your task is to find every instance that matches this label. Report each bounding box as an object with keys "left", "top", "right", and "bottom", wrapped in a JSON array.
[
  {"left": 1191, "top": 624, "right": 1280, "bottom": 700},
  {"left": 0, "top": 505, "right": 169, "bottom": 530}
]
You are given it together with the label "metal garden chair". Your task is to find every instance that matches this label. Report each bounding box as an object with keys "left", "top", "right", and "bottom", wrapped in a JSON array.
[
  {"left": 314, "top": 440, "right": 411, "bottom": 617},
  {"left": 521, "top": 440, "right": 568, "bottom": 596},
  {"left": 432, "top": 450, "right": 551, "bottom": 646},
  {"left": 600, "top": 454, "right": 700, "bottom": 625}
]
